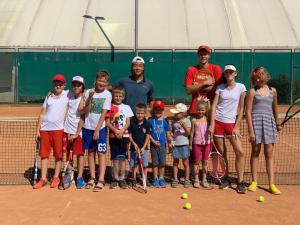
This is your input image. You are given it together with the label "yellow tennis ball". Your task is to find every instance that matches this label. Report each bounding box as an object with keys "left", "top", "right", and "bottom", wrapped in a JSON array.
[
  {"left": 184, "top": 202, "right": 192, "bottom": 209},
  {"left": 258, "top": 196, "right": 265, "bottom": 202},
  {"left": 181, "top": 193, "right": 188, "bottom": 199}
]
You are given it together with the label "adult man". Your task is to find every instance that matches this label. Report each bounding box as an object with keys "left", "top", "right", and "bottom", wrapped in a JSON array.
[
  {"left": 184, "top": 45, "right": 223, "bottom": 116},
  {"left": 114, "top": 56, "right": 154, "bottom": 111}
]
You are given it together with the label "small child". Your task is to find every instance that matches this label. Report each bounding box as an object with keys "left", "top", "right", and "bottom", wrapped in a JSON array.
[
  {"left": 82, "top": 70, "right": 112, "bottom": 192},
  {"left": 63, "top": 76, "right": 85, "bottom": 189},
  {"left": 189, "top": 100, "right": 211, "bottom": 188},
  {"left": 33, "top": 74, "right": 69, "bottom": 189},
  {"left": 170, "top": 103, "right": 191, "bottom": 188},
  {"left": 128, "top": 103, "right": 150, "bottom": 187},
  {"left": 246, "top": 66, "right": 281, "bottom": 195},
  {"left": 106, "top": 87, "right": 134, "bottom": 189},
  {"left": 149, "top": 100, "right": 172, "bottom": 188}
]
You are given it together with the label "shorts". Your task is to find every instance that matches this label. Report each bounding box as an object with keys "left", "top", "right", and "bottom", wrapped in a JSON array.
[
  {"left": 192, "top": 143, "right": 211, "bottom": 161},
  {"left": 214, "top": 120, "right": 235, "bottom": 138},
  {"left": 109, "top": 138, "right": 129, "bottom": 160},
  {"left": 130, "top": 149, "right": 149, "bottom": 168},
  {"left": 82, "top": 127, "right": 107, "bottom": 153},
  {"left": 63, "top": 133, "right": 84, "bottom": 156},
  {"left": 150, "top": 146, "right": 166, "bottom": 166},
  {"left": 39, "top": 130, "right": 64, "bottom": 159},
  {"left": 172, "top": 145, "right": 190, "bottom": 159}
]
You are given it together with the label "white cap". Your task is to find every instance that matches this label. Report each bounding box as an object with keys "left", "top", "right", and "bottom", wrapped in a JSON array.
[
  {"left": 72, "top": 76, "right": 85, "bottom": 86},
  {"left": 170, "top": 103, "right": 188, "bottom": 114},
  {"left": 224, "top": 65, "right": 237, "bottom": 72},
  {"left": 132, "top": 56, "right": 145, "bottom": 64}
]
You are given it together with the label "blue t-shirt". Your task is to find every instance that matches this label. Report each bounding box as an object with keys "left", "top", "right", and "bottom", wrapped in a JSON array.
[
  {"left": 148, "top": 117, "right": 170, "bottom": 147},
  {"left": 114, "top": 76, "right": 154, "bottom": 110}
]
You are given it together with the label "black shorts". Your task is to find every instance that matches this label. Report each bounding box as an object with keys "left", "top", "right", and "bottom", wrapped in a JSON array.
[{"left": 109, "top": 138, "right": 129, "bottom": 160}]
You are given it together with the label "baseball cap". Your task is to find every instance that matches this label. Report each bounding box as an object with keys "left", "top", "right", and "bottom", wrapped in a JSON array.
[
  {"left": 72, "top": 76, "right": 85, "bottom": 86},
  {"left": 152, "top": 100, "right": 165, "bottom": 110},
  {"left": 224, "top": 65, "right": 237, "bottom": 72},
  {"left": 52, "top": 74, "right": 66, "bottom": 83},
  {"left": 132, "top": 56, "right": 145, "bottom": 64},
  {"left": 170, "top": 103, "right": 188, "bottom": 114},
  {"left": 197, "top": 45, "right": 210, "bottom": 54}
]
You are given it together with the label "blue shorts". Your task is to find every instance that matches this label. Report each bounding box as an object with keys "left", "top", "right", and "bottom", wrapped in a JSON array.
[
  {"left": 109, "top": 138, "right": 129, "bottom": 160},
  {"left": 172, "top": 145, "right": 190, "bottom": 159},
  {"left": 150, "top": 146, "right": 166, "bottom": 166},
  {"left": 82, "top": 127, "right": 107, "bottom": 153},
  {"left": 130, "top": 149, "right": 149, "bottom": 168}
]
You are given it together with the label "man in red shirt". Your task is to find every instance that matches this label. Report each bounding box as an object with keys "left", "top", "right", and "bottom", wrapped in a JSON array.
[{"left": 184, "top": 45, "right": 223, "bottom": 116}]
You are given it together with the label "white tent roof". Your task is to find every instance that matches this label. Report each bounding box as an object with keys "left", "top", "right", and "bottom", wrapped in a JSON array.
[{"left": 0, "top": 0, "right": 300, "bottom": 48}]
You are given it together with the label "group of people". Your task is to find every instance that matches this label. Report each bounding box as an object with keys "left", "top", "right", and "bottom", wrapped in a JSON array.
[{"left": 33, "top": 45, "right": 281, "bottom": 195}]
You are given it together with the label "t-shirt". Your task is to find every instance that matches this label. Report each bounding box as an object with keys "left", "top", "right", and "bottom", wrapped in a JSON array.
[
  {"left": 40, "top": 90, "right": 69, "bottom": 131},
  {"left": 148, "top": 117, "right": 170, "bottom": 147},
  {"left": 184, "top": 64, "right": 223, "bottom": 114},
  {"left": 215, "top": 83, "right": 246, "bottom": 123},
  {"left": 83, "top": 89, "right": 112, "bottom": 130},
  {"left": 109, "top": 103, "right": 134, "bottom": 138},
  {"left": 114, "top": 76, "right": 154, "bottom": 110},
  {"left": 128, "top": 117, "right": 150, "bottom": 150},
  {"left": 171, "top": 118, "right": 191, "bottom": 146},
  {"left": 64, "top": 92, "right": 82, "bottom": 135}
]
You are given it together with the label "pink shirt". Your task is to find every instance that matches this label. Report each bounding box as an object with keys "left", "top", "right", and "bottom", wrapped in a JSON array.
[{"left": 193, "top": 121, "right": 210, "bottom": 145}]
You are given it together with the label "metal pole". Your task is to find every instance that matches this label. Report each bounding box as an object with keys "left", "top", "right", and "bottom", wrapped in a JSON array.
[{"left": 135, "top": 0, "right": 138, "bottom": 56}]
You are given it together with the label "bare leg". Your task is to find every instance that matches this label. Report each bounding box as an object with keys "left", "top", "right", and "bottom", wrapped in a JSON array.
[
  {"left": 250, "top": 143, "right": 261, "bottom": 182},
  {"left": 88, "top": 151, "right": 96, "bottom": 179},
  {"left": 264, "top": 144, "right": 274, "bottom": 185},
  {"left": 183, "top": 158, "right": 190, "bottom": 180},
  {"left": 41, "top": 157, "right": 48, "bottom": 180},
  {"left": 229, "top": 136, "right": 245, "bottom": 183},
  {"left": 158, "top": 166, "right": 165, "bottom": 178},
  {"left": 173, "top": 159, "right": 179, "bottom": 181},
  {"left": 193, "top": 160, "right": 200, "bottom": 181},
  {"left": 77, "top": 155, "right": 84, "bottom": 178},
  {"left": 98, "top": 153, "right": 106, "bottom": 182},
  {"left": 202, "top": 160, "right": 208, "bottom": 182},
  {"left": 54, "top": 158, "right": 62, "bottom": 178},
  {"left": 153, "top": 166, "right": 158, "bottom": 179}
]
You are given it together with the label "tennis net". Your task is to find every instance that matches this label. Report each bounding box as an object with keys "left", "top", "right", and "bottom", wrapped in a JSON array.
[{"left": 0, "top": 116, "right": 299, "bottom": 185}]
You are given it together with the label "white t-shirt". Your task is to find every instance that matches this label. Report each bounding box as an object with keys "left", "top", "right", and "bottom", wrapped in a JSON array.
[
  {"left": 40, "top": 90, "right": 69, "bottom": 131},
  {"left": 215, "top": 83, "right": 246, "bottom": 123},
  {"left": 64, "top": 92, "right": 82, "bottom": 135},
  {"left": 83, "top": 89, "right": 112, "bottom": 130},
  {"left": 109, "top": 103, "right": 134, "bottom": 138},
  {"left": 171, "top": 118, "right": 191, "bottom": 146}
]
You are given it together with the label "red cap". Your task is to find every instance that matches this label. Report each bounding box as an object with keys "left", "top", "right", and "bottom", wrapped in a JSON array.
[
  {"left": 152, "top": 100, "right": 165, "bottom": 110},
  {"left": 52, "top": 74, "right": 66, "bottom": 83},
  {"left": 197, "top": 45, "right": 210, "bottom": 54}
]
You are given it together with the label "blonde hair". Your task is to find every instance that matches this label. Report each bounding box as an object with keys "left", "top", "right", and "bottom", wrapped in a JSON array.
[
  {"left": 112, "top": 87, "right": 125, "bottom": 96},
  {"left": 96, "top": 70, "right": 110, "bottom": 81},
  {"left": 250, "top": 66, "right": 270, "bottom": 85},
  {"left": 196, "top": 99, "right": 210, "bottom": 113}
]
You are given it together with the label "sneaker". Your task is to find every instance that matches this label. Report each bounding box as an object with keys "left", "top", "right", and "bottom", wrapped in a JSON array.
[
  {"left": 248, "top": 181, "right": 257, "bottom": 192},
  {"left": 146, "top": 180, "right": 152, "bottom": 187},
  {"left": 269, "top": 184, "right": 281, "bottom": 195},
  {"left": 76, "top": 177, "right": 85, "bottom": 189},
  {"left": 219, "top": 179, "right": 230, "bottom": 190},
  {"left": 131, "top": 179, "right": 137, "bottom": 187},
  {"left": 237, "top": 181, "right": 247, "bottom": 194},
  {"left": 119, "top": 180, "right": 128, "bottom": 189},
  {"left": 158, "top": 178, "right": 166, "bottom": 188},
  {"left": 171, "top": 180, "right": 179, "bottom": 188},
  {"left": 184, "top": 180, "right": 191, "bottom": 188},
  {"left": 110, "top": 180, "right": 119, "bottom": 189},
  {"left": 50, "top": 177, "right": 60, "bottom": 188},
  {"left": 152, "top": 178, "right": 160, "bottom": 188},
  {"left": 193, "top": 180, "right": 201, "bottom": 188},
  {"left": 33, "top": 179, "right": 47, "bottom": 189},
  {"left": 201, "top": 180, "right": 210, "bottom": 188}
]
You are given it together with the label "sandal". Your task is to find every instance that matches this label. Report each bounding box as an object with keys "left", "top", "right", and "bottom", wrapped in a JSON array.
[
  {"left": 93, "top": 180, "right": 105, "bottom": 192},
  {"left": 184, "top": 180, "right": 191, "bottom": 188},
  {"left": 85, "top": 178, "right": 96, "bottom": 189},
  {"left": 171, "top": 180, "right": 179, "bottom": 188}
]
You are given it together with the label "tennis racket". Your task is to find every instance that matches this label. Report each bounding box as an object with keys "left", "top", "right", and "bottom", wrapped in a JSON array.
[
  {"left": 59, "top": 143, "right": 74, "bottom": 190},
  {"left": 207, "top": 140, "right": 226, "bottom": 185},
  {"left": 136, "top": 149, "right": 147, "bottom": 193},
  {"left": 280, "top": 98, "right": 300, "bottom": 126},
  {"left": 32, "top": 139, "right": 40, "bottom": 186}
]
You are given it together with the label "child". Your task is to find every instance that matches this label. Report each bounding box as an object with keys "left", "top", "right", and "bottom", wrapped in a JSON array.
[
  {"left": 106, "top": 87, "right": 134, "bottom": 189},
  {"left": 170, "top": 103, "right": 191, "bottom": 188},
  {"left": 149, "top": 100, "right": 172, "bottom": 188},
  {"left": 128, "top": 103, "right": 150, "bottom": 186},
  {"left": 246, "top": 67, "right": 281, "bottom": 195},
  {"left": 189, "top": 100, "right": 211, "bottom": 188},
  {"left": 210, "top": 65, "right": 247, "bottom": 194},
  {"left": 63, "top": 76, "right": 85, "bottom": 189},
  {"left": 82, "top": 70, "right": 112, "bottom": 191},
  {"left": 33, "top": 74, "right": 69, "bottom": 189}
]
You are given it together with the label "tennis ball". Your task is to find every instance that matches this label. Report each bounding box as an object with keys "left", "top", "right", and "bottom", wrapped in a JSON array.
[
  {"left": 181, "top": 193, "right": 188, "bottom": 199},
  {"left": 258, "top": 196, "right": 265, "bottom": 202},
  {"left": 184, "top": 202, "right": 192, "bottom": 210}
]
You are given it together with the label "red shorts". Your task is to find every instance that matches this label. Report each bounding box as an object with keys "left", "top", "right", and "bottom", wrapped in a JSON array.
[
  {"left": 214, "top": 120, "right": 235, "bottom": 138},
  {"left": 63, "top": 133, "right": 84, "bottom": 156},
  {"left": 40, "top": 130, "right": 64, "bottom": 159}
]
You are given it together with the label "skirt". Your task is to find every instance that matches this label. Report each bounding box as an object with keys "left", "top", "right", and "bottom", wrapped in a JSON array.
[{"left": 252, "top": 113, "right": 277, "bottom": 144}]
